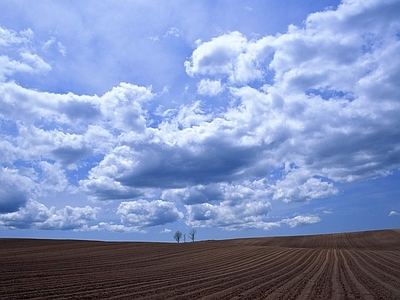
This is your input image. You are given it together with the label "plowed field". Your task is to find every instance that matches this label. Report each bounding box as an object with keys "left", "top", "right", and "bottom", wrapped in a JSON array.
[{"left": 1, "top": 229, "right": 400, "bottom": 299}]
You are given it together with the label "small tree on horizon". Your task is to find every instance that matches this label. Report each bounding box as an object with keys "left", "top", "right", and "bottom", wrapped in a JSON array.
[
  {"left": 174, "top": 231, "right": 182, "bottom": 243},
  {"left": 188, "top": 228, "right": 197, "bottom": 242}
]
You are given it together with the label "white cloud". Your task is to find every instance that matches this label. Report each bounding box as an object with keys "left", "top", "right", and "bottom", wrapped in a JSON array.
[
  {"left": 185, "top": 31, "right": 273, "bottom": 84},
  {"left": 117, "top": 200, "right": 183, "bottom": 229},
  {"left": 0, "top": 81, "right": 98, "bottom": 127},
  {"left": 162, "top": 184, "right": 222, "bottom": 205},
  {"left": 162, "top": 181, "right": 277, "bottom": 231},
  {"left": 271, "top": 167, "right": 339, "bottom": 203},
  {"left": 174, "top": 100, "right": 211, "bottom": 128},
  {"left": 185, "top": 200, "right": 272, "bottom": 231},
  {"left": 280, "top": 215, "right": 321, "bottom": 228},
  {"left": 197, "top": 79, "right": 223, "bottom": 96},
  {"left": 42, "top": 37, "right": 66, "bottom": 56},
  {"left": 149, "top": 35, "right": 159, "bottom": 42},
  {"left": 151, "top": 27, "right": 183, "bottom": 41},
  {"left": 164, "top": 27, "right": 182, "bottom": 38},
  {"left": 83, "top": 222, "right": 144, "bottom": 233},
  {"left": 20, "top": 52, "right": 51, "bottom": 73},
  {"left": 40, "top": 205, "right": 99, "bottom": 230},
  {"left": 100, "top": 82, "right": 154, "bottom": 133},
  {"left": 0, "top": 81, "right": 154, "bottom": 199},
  {"left": 37, "top": 161, "right": 70, "bottom": 194},
  {"left": 0, "top": 55, "right": 50, "bottom": 81},
  {"left": 57, "top": 42, "right": 66, "bottom": 56},
  {"left": 0, "top": 27, "right": 51, "bottom": 81},
  {"left": 0, "top": 26, "right": 32, "bottom": 47},
  {"left": 160, "top": 228, "right": 172, "bottom": 233},
  {"left": 186, "top": 201, "right": 321, "bottom": 231},
  {"left": 162, "top": 180, "right": 269, "bottom": 205},
  {"left": 389, "top": 211, "right": 399, "bottom": 217},
  {"left": 0, "top": 200, "right": 99, "bottom": 230},
  {"left": 42, "top": 37, "right": 55, "bottom": 50},
  {"left": 184, "top": 181, "right": 273, "bottom": 231},
  {"left": 79, "top": 145, "right": 150, "bottom": 201}
]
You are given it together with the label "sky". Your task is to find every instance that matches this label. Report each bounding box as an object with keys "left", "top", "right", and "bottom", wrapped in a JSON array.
[{"left": 0, "top": 0, "right": 399, "bottom": 242}]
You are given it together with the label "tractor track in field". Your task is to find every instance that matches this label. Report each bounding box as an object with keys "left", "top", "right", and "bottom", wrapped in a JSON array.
[{"left": 1, "top": 229, "right": 399, "bottom": 299}]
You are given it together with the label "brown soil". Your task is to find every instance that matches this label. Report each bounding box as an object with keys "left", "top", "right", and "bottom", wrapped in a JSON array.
[{"left": 1, "top": 229, "right": 399, "bottom": 299}]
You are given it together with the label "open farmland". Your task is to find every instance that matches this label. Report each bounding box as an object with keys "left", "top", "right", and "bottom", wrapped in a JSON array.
[{"left": 1, "top": 229, "right": 400, "bottom": 299}]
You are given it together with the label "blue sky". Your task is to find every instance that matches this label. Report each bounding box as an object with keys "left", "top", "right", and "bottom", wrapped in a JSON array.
[{"left": 0, "top": 0, "right": 399, "bottom": 242}]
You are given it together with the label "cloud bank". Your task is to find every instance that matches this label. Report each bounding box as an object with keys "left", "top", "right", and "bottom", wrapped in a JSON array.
[{"left": 0, "top": 0, "right": 399, "bottom": 234}]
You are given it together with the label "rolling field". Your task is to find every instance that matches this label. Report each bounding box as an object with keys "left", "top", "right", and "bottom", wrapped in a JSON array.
[{"left": 1, "top": 229, "right": 399, "bottom": 299}]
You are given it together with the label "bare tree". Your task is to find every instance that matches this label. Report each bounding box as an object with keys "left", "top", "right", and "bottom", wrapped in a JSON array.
[
  {"left": 188, "top": 228, "right": 197, "bottom": 242},
  {"left": 174, "top": 231, "right": 182, "bottom": 243}
]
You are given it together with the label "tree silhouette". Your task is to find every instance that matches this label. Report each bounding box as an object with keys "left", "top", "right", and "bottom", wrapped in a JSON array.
[
  {"left": 188, "top": 228, "right": 197, "bottom": 242},
  {"left": 174, "top": 231, "right": 182, "bottom": 243}
]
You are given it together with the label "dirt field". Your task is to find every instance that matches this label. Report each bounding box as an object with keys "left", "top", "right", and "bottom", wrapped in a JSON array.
[{"left": 1, "top": 229, "right": 399, "bottom": 299}]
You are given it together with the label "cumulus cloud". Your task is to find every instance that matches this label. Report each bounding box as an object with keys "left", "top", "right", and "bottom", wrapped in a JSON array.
[
  {"left": 40, "top": 205, "right": 98, "bottom": 230},
  {"left": 162, "top": 184, "right": 223, "bottom": 205},
  {"left": 163, "top": 180, "right": 269, "bottom": 205},
  {"left": 186, "top": 202, "right": 320, "bottom": 230},
  {"left": 271, "top": 166, "right": 339, "bottom": 203},
  {"left": 80, "top": 129, "right": 268, "bottom": 200},
  {"left": 37, "top": 161, "right": 71, "bottom": 194},
  {"left": 0, "top": 200, "right": 99, "bottom": 230},
  {"left": 186, "top": 200, "right": 272, "bottom": 231},
  {"left": 0, "top": 81, "right": 153, "bottom": 170},
  {"left": 100, "top": 83, "right": 153, "bottom": 132},
  {"left": 117, "top": 200, "right": 183, "bottom": 229},
  {"left": 185, "top": 31, "right": 273, "bottom": 84},
  {"left": 163, "top": 181, "right": 274, "bottom": 230}
]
